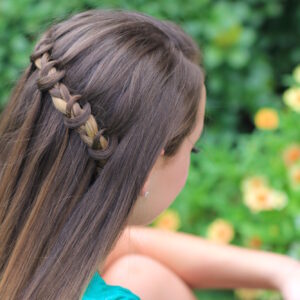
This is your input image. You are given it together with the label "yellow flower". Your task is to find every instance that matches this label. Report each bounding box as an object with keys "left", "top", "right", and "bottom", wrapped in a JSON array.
[
  {"left": 243, "top": 186, "right": 287, "bottom": 213},
  {"left": 214, "top": 24, "right": 242, "bottom": 48},
  {"left": 235, "top": 288, "right": 263, "bottom": 300},
  {"left": 288, "top": 164, "right": 300, "bottom": 191},
  {"left": 293, "top": 65, "right": 300, "bottom": 84},
  {"left": 243, "top": 186, "right": 273, "bottom": 212},
  {"left": 207, "top": 219, "right": 234, "bottom": 244},
  {"left": 282, "top": 144, "right": 300, "bottom": 168},
  {"left": 152, "top": 209, "right": 181, "bottom": 231},
  {"left": 241, "top": 176, "right": 268, "bottom": 194},
  {"left": 283, "top": 87, "right": 300, "bottom": 113},
  {"left": 254, "top": 108, "right": 279, "bottom": 130},
  {"left": 270, "top": 189, "right": 288, "bottom": 210}
]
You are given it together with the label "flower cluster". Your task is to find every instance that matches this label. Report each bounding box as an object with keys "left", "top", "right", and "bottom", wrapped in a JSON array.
[{"left": 241, "top": 176, "right": 288, "bottom": 213}]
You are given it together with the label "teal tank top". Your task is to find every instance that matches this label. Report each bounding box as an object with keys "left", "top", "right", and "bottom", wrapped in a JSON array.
[{"left": 82, "top": 271, "right": 141, "bottom": 300}]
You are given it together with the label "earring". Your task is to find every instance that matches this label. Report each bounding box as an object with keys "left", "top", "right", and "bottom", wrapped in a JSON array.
[{"left": 144, "top": 191, "right": 149, "bottom": 198}]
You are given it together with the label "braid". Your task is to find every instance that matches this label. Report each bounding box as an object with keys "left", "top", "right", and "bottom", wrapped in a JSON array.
[{"left": 29, "top": 32, "right": 118, "bottom": 171}]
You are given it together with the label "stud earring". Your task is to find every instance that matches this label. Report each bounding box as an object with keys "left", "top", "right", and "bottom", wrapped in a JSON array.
[{"left": 144, "top": 191, "right": 149, "bottom": 198}]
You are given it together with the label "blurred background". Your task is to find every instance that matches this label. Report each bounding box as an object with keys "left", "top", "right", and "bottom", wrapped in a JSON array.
[{"left": 1, "top": 0, "right": 300, "bottom": 299}]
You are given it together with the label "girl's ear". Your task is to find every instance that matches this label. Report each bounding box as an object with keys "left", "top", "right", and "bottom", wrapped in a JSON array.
[{"left": 160, "top": 148, "right": 165, "bottom": 156}]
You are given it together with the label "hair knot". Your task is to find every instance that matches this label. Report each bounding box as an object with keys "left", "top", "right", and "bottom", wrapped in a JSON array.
[
  {"left": 88, "top": 131, "right": 118, "bottom": 161},
  {"left": 34, "top": 53, "right": 65, "bottom": 92}
]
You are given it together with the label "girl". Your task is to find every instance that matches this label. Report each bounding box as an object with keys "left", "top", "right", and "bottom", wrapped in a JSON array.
[{"left": 0, "top": 8, "right": 299, "bottom": 300}]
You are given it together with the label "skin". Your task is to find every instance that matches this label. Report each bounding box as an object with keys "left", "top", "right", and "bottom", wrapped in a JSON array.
[{"left": 127, "top": 83, "right": 206, "bottom": 226}]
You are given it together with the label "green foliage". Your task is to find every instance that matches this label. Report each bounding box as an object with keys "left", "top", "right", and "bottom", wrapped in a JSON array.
[{"left": 1, "top": 1, "right": 299, "bottom": 299}]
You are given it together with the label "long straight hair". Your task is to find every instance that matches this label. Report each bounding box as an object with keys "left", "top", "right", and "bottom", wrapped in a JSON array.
[{"left": 0, "top": 8, "right": 204, "bottom": 299}]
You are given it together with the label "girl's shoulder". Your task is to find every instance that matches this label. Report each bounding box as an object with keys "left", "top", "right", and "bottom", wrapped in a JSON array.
[{"left": 82, "top": 271, "right": 141, "bottom": 300}]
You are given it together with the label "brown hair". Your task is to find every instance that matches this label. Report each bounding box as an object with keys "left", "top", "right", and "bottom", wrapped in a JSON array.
[{"left": 0, "top": 8, "right": 204, "bottom": 299}]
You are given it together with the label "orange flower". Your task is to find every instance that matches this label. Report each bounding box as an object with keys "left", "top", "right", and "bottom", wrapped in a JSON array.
[
  {"left": 248, "top": 236, "right": 262, "bottom": 249},
  {"left": 152, "top": 209, "right": 181, "bottom": 231},
  {"left": 244, "top": 186, "right": 273, "bottom": 212},
  {"left": 288, "top": 164, "right": 300, "bottom": 191},
  {"left": 207, "top": 219, "right": 234, "bottom": 244},
  {"left": 254, "top": 108, "right": 279, "bottom": 130},
  {"left": 283, "top": 144, "right": 300, "bottom": 167},
  {"left": 283, "top": 87, "right": 300, "bottom": 113}
]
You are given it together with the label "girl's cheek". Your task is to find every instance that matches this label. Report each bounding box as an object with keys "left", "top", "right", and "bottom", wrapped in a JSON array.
[{"left": 177, "top": 156, "right": 190, "bottom": 193}]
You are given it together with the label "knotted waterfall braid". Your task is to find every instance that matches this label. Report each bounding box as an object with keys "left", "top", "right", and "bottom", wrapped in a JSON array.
[{"left": 29, "top": 35, "right": 118, "bottom": 171}]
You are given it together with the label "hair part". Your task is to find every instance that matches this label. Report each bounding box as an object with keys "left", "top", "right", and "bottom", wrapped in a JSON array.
[{"left": 0, "top": 8, "right": 204, "bottom": 299}]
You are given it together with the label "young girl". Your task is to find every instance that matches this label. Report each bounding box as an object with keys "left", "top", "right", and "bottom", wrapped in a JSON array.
[{"left": 0, "top": 8, "right": 299, "bottom": 300}]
